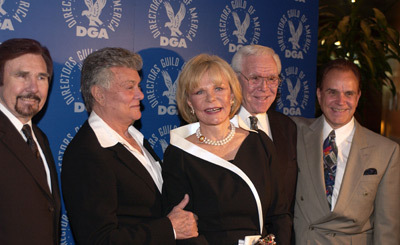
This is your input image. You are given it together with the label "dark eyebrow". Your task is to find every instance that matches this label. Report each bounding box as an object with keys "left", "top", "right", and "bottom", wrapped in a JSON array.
[
  {"left": 39, "top": 72, "right": 50, "bottom": 78},
  {"left": 15, "top": 71, "right": 29, "bottom": 76},
  {"left": 325, "top": 88, "right": 337, "bottom": 92},
  {"left": 16, "top": 71, "right": 50, "bottom": 78}
]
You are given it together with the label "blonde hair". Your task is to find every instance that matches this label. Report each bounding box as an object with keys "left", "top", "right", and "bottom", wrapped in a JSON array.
[{"left": 177, "top": 54, "right": 242, "bottom": 123}]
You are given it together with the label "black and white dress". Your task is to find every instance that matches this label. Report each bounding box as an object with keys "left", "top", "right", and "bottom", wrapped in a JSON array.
[{"left": 162, "top": 118, "right": 291, "bottom": 245}]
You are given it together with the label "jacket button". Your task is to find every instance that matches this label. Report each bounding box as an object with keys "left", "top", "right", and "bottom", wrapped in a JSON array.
[
  {"left": 48, "top": 206, "right": 54, "bottom": 212},
  {"left": 363, "top": 192, "right": 368, "bottom": 196},
  {"left": 300, "top": 196, "right": 304, "bottom": 201},
  {"left": 309, "top": 226, "right": 314, "bottom": 231}
]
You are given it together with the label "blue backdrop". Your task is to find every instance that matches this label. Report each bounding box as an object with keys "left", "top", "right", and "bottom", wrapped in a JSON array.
[{"left": 0, "top": 0, "right": 319, "bottom": 244}]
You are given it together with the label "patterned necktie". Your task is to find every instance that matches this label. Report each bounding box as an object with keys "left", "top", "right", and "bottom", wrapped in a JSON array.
[
  {"left": 249, "top": 116, "right": 259, "bottom": 130},
  {"left": 323, "top": 130, "right": 338, "bottom": 208}
]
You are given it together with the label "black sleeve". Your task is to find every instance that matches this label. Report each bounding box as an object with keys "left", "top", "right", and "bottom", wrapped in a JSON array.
[
  {"left": 62, "top": 134, "right": 175, "bottom": 244},
  {"left": 258, "top": 130, "right": 293, "bottom": 245},
  {"left": 162, "top": 145, "right": 209, "bottom": 245}
]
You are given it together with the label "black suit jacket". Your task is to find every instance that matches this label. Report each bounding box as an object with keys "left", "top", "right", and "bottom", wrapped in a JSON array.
[
  {"left": 0, "top": 110, "right": 61, "bottom": 245},
  {"left": 61, "top": 121, "right": 175, "bottom": 244},
  {"left": 268, "top": 110, "right": 297, "bottom": 244},
  {"left": 268, "top": 110, "right": 298, "bottom": 214}
]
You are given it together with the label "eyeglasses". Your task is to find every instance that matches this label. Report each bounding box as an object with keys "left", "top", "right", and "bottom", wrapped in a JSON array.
[{"left": 238, "top": 72, "right": 282, "bottom": 88}]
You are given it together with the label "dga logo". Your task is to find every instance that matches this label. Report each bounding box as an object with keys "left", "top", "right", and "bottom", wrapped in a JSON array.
[
  {"left": 57, "top": 126, "right": 81, "bottom": 245},
  {"left": 60, "top": 214, "right": 74, "bottom": 245},
  {"left": 57, "top": 126, "right": 81, "bottom": 170},
  {"left": 61, "top": 0, "right": 122, "bottom": 39},
  {"left": 59, "top": 48, "right": 94, "bottom": 113},
  {"left": 144, "top": 55, "right": 184, "bottom": 116},
  {"left": 0, "top": 0, "right": 30, "bottom": 31},
  {"left": 147, "top": 0, "right": 199, "bottom": 48},
  {"left": 277, "top": 66, "right": 310, "bottom": 116},
  {"left": 219, "top": 0, "right": 261, "bottom": 53},
  {"left": 147, "top": 124, "right": 178, "bottom": 155},
  {"left": 277, "top": 9, "right": 311, "bottom": 59}
]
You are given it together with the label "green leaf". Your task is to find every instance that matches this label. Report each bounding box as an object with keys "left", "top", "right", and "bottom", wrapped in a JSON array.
[
  {"left": 337, "top": 16, "right": 350, "bottom": 34},
  {"left": 360, "top": 20, "right": 371, "bottom": 38},
  {"left": 318, "top": 2, "right": 400, "bottom": 104},
  {"left": 372, "top": 8, "right": 387, "bottom": 25}
]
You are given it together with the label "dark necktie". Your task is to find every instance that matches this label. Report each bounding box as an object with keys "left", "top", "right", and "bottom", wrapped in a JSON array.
[
  {"left": 249, "top": 116, "right": 259, "bottom": 130},
  {"left": 323, "top": 130, "right": 338, "bottom": 208},
  {"left": 22, "top": 124, "right": 48, "bottom": 185},
  {"left": 22, "top": 124, "right": 41, "bottom": 159}
]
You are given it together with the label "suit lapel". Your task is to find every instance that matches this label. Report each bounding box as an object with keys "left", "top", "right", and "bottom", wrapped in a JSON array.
[
  {"left": 303, "top": 116, "right": 331, "bottom": 214},
  {"left": 0, "top": 112, "right": 52, "bottom": 197},
  {"left": 33, "top": 126, "right": 60, "bottom": 202},
  {"left": 143, "top": 139, "right": 161, "bottom": 162},
  {"left": 268, "top": 112, "right": 280, "bottom": 143},
  {"left": 268, "top": 112, "right": 290, "bottom": 176},
  {"left": 333, "top": 121, "right": 370, "bottom": 213},
  {"left": 109, "top": 143, "right": 159, "bottom": 194}
]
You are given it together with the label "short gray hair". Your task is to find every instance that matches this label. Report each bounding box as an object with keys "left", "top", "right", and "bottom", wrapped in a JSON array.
[
  {"left": 231, "top": 45, "right": 281, "bottom": 73},
  {"left": 81, "top": 47, "right": 143, "bottom": 112}
]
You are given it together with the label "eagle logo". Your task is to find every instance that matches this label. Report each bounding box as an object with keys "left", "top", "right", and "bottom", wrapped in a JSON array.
[
  {"left": 285, "top": 77, "right": 301, "bottom": 107},
  {"left": 164, "top": 2, "right": 186, "bottom": 37},
  {"left": 82, "top": 0, "right": 107, "bottom": 27},
  {"left": 232, "top": 11, "right": 250, "bottom": 44},
  {"left": 161, "top": 70, "right": 177, "bottom": 105},
  {"left": 288, "top": 20, "right": 303, "bottom": 50},
  {"left": 0, "top": 0, "right": 7, "bottom": 16}
]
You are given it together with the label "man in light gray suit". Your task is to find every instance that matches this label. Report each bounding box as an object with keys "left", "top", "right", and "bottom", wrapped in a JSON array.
[{"left": 292, "top": 59, "right": 399, "bottom": 244}]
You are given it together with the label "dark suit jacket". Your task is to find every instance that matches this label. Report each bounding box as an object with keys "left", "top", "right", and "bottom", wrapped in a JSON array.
[
  {"left": 268, "top": 110, "right": 298, "bottom": 215},
  {"left": 61, "top": 121, "right": 175, "bottom": 244},
  {"left": 238, "top": 110, "right": 297, "bottom": 244},
  {"left": 292, "top": 116, "right": 400, "bottom": 244},
  {"left": 0, "top": 110, "right": 61, "bottom": 245},
  {"left": 238, "top": 110, "right": 298, "bottom": 212}
]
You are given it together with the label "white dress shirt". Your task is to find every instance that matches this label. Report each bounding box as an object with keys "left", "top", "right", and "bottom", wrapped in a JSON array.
[
  {"left": 237, "top": 106, "right": 273, "bottom": 141},
  {"left": 0, "top": 102, "right": 52, "bottom": 192},
  {"left": 322, "top": 116, "right": 356, "bottom": 211},
  {"left": 88, "top": 111, "right": 163, "bottom": 193}
]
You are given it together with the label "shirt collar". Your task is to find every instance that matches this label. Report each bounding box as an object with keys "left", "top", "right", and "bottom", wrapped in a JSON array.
[
  {"left": 172, "top": 116, "right": 252, "bottom": 144},
  {"left": 322, "top": 116, "right": 355, "bottom": 146},
  {"left": 237, "top": 106, "right": 270, "bottom": 134},
  {"left": 88, "top": 111, "right": 144, "bottom": 148},
  {"left": 171, "top": 122, "right": 199, "bottom": 141},
  {"left": 238, "top": 106, "right": 255, "bottom": 126},
  {"left": 0, "top": 102, "right": 31, "bottom": 132}
]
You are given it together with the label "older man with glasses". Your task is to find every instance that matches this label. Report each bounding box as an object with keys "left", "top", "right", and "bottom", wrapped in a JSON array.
[{"left": 231, "top": 45, "right": 298, "bottom": 244}]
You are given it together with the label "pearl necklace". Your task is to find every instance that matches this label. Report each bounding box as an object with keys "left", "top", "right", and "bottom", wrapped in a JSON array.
[{"left": 196, "top": 122, "right": 236, "bottom": 146}]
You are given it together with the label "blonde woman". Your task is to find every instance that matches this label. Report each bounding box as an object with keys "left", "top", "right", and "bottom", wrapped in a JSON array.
[{"left": 162, "top": 54, "right": 291, "bottom": 244}]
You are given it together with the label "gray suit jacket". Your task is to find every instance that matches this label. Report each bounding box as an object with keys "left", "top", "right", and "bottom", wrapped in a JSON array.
[{"left": 292, "top": 116, "right": 399, "bottom": 244}]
